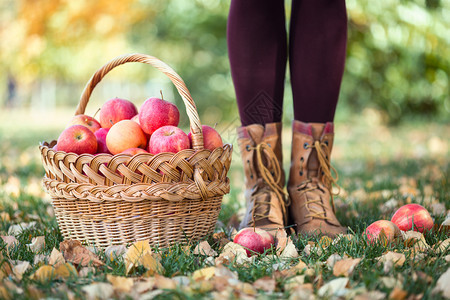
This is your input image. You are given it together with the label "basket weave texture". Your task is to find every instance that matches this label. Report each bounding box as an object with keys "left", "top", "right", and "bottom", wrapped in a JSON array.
[{"left": 39, "top": 53, "right": 233, "bottom": 249}]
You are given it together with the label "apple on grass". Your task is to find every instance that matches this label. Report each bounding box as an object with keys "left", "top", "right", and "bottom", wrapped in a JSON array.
[
  {"left": 364, "top": 220, "right": 401, "bottom": 245},
  {"left": 233, "top": 227, "right": 275, "bottom": 256},
  {"left": 139, "top": 97, "right": 180, "bottom": 135},
  {"left": 148, "top": 125, "right": 190, "bottom": 154},
  {"left": 94, "top": 128, "right": 110, "bottom": 154},
  {"left": 106, "top": 120, "right": 147, "bottom": 155},
  {"left": 57, "top": 125, "right": 97, "bottom": 155},
  {"left": 391, "top": 204, "right": 434, "bottom": 233},
  {"left": 69, "top": 114, "right": 101, "bottom": 133},
  {"left": 100, "top": 98, "right": 138, "bottom": 129},
  {"left": 188, "top": 125, "right": 223, "bottom": 151}
]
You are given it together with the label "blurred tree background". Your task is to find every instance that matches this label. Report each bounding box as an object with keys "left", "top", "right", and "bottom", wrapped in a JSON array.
[{"left": 0, "top": 0, "right": 448, "bottom": 125}]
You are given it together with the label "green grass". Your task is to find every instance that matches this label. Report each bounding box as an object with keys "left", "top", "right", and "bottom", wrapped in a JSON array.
[{"left": 0, "top": 108, "right": 449, "bottom": 299}]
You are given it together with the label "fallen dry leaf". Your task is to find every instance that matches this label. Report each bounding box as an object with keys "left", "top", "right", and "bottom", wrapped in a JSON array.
[
  {"left": 1, "top": 236, "right": 17, "bottom": 250},
  {"left": 12, "top": 261, "right": 30, "bottom": 280},
  {"left": 354, "top": 290, "right": 386, "bottom": 300},
  {"left": 48, "top": 248, "right": 65, "bottom": 268},
  {"left": 141, "top": 252, "right": 163, "bottom": 277},
  {"left": 333, "top": 258, "right": 361, "bottom": 277},
  {"left": 104, "top": 245, "right": 127, "bottom": 261},
  {"left": 192, "top": 267, "right": 216, "bottom": 281},
  {"left": 193, "top": 241, "right": 218, "bottom": 257},
  {"left": 107, "top": 274, "right": 134, "bottom": 293},
  {"left": 317, "top": 277, "right": 349, "bottom": 298},
  {"left": 435, "top": 238, "right": 450, "bottom": 254},
  {"left": 60, "top": 240, "right": 104, "bottom": 267},
  {"left": 289, "top": 283, "right": 314, "bottom": 300},
  {"left": 32, "top": 265, "right": 54, "bottom": 282},
  {"left": 253, "top": 276, "right": 276, "bottom": 293},
  {"left": 7, "top": 222, "right": 36, "bottom": 236},
  {"left": 124, "top": 240, "right": 155, "bottom": 274},
  {"left": 27, "top": 236, "right": 45, "bottom": 253},
  {"left": 154, "top": 274, "right": 177, "bottom": 290},
  {"left": 445, "top": 255, "right": 450, "bottom": 262},
  {"left": 275, "top": 229, "right": 288, "bottom": 255},
  {"left": 284, "top": 275, "right": 306, "bottom": 292},
  {"left": 216, "top": 242, "right": 250, "bottom": 265},
  {"left": 82, "top": 282, "right": 114, "bottom": 300},
  {"left": 303, "top": 243, "right": 323, "bottom": 256},
  {"left": 377, "top": 251, "right": 406, "bottom": 267},
  {"left": 33, "top": 254, "right": 47, "bottom": 266},
  {"left": 280, "top": 240, "right": 299, "bottom": 259},
  {"left": 79, "top": 267, "right": 96, "bottom": 277},
  {"left": 432, "top": 267, "right": 450, "bottom": 298},
  {"left": 54, "top": 263, "right": 77, "bottom": 279},
  {"left": 319, "top": 236, "right": 333, "bottom": 248},
  {"left": 326, "top": 253, "right": 343, "bottom": 270},
  {"left": 0, "top": 212, "right": 10, "bottom": 222}
]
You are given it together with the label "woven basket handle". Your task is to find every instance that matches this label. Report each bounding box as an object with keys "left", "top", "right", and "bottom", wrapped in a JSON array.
[{"left": 75, "top": 53, "right": 204, "bottom": 151}]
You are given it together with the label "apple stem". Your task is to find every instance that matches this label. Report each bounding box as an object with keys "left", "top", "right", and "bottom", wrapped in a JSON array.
[
  {"left": 93, "top": 108, "right": 101, "bottom": 119},
  {"left": 160, "top": 90, "right": 164, "bottom": 100}
]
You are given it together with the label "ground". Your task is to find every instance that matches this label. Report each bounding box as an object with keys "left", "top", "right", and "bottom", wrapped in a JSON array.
[{"left": 0, "top": 108, "right": 448, "bottom": 299}]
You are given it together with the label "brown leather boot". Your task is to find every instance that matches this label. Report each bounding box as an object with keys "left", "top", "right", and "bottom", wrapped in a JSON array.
[
  {"left": 237, "top": 122, "right": 288, "bottom": 236},
  {"left": 287, "top": 120, "right": 346, "bottom": 237}
]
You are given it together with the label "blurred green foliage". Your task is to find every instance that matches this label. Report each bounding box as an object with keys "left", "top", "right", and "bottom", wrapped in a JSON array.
[{"left": 0, "top": 0, "right": 448, "bottom": 124}]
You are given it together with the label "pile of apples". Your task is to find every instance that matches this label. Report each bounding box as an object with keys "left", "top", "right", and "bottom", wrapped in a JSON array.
[
  {"left": 364, "top": 203, "right": 434, "bottom": 244},
  {"left": 55, "top": 97, "right": 223, "bottom": 156}
]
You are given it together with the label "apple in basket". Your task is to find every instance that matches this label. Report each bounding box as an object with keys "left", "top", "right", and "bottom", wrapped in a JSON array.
[
  {"left": 121, "top": 148, "right": 149, "bottom": 155},
  {"left": 57, "top": 125, "right": 98, "bottom": 155},
  {"left": 148, "top": 125, "right": 190, "bottom": 154},
  {"left": 100, "top": 97, "right": 138, "bottom": 129},
  {"left": 233, "top": 227, "right": 275, "bottom": 256},
  {"left": 69, "top": 114, "right": 101, "bottom": 133},
  {"left": 106, "top": 120, "right": 147, "bottom": 155},
  {"left": 391, "top": 204, "right": 434, "bottom": 233},
  {"left": 139, "top": 97, "right": 180, "bottom": 135},
  {"left": 188, "top": 125, "right": 223, "bottom": 151},
  {"left": 94, "top": 128, "right": 111, "bottom": 154}
]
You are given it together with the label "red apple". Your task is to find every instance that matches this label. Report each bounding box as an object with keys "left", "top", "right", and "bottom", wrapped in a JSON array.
[
  {"left": 100, "top": 98, "right": 138, "bottom": 129},
  {"left": 57, "top": 125, "right": 97, "bottom": 155},
  {"left": 188, "top": 125, "right": 223, "bottom": 151},
  {"left": 139, "top": 97, "right": 180, "bottom": 135},
  {"left": 364, "top": 220, "right": 401, "bottom": 245},
  {"left": 106, "top": 120, "right": 147, "bottom": 155},
  {"left": 233, "top": 227, "right": 275, "bottom": 256},
  {"left": 69, "top": 114, "right": 101, "bottom": 133},
  {"left": 148, "top": 125, "right": 189, "bottom": 154},
  {"left": 121, "top": 148, "right": 149, "bottom": 155},
  {"left": 391, "top": 204, "right": 434, "bottom": 233},
  {"left": 94, "top": 128, "right": 110, "bottom": 154}
]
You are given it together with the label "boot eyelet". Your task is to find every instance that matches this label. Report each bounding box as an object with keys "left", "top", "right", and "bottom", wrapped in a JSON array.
[
  {"left": 246, "top": 145, "right": 251, "bottom": 151},
  {"left": 303, "top": 143, "right": 309, "bottom": 149},
  {"left": 326, "top": 156, "right": 328, "bottom": 159},
  {"left": 267, "top": 143, "right": 271, "bottom": 148},
  {"left": 321, "top": 171, "right": 325, "bottom": 175},
  {"left": 325, "top": 141, "right": 329, "bottom": 146},
  {"left": 247, "top": 159, "right": 250, "bottom": 163},
  {"left": 300, "top": 157, "right": 304, "bottom": 162},
  {"left": 250, "top": 175, "right": 253, "bottom": 179},
  {"left": 300, "top": 171, "right": 303, "bottom": 176}
]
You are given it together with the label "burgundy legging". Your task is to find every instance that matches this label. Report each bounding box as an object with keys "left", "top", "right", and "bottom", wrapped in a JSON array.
[{"left": 227, "top": 0, "right": 347, "bottom": 126}]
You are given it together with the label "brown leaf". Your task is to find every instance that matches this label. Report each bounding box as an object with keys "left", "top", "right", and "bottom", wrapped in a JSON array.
[
  {"left": 1, "top": 236, "right": 18, "bottom": 249},
  {"left": 275, "top": 229, "right": 288, "bottom": 255},
  {"left": 280, "top": 240, "right": 299, "bottom": 259},
  {"left": 48, "top": 248, "right": 65, "bottom": 268},
  {"left": 193, "top": 241, "right": 218, "bottom": 257},
  {"left": 333, "top": 258, "right": 361, "bottom": 277},
  {"left": 253, "top": 276, "right": 276, "bottom": 293},
  {"left": 434, "top": 238, "right": 450, "bottom": 254},
  {"left": 60, "top": 240, "right": 104, "bottom": 267},
  {"left": 0, "top": 258, "right": 12, "bottom": 280},
  {"left": 377, "top": 251, "right": 406, "bottom": 267},
  {"left": 27, "top": 236, "right": 45, "bottom": 253},
  {"left": 0, "top": 212, "right": 10, "bottom": 222},
  {"left": 107, "top": 274, "right": 134, "bottom": 293},
  {"left": 389, "top": 287, "right": 408, "bottom": 300},
  {"left": 354, "top": 291, "right": 387, "bottom": 300},
  {"left": 326, "top": 253, "right": 343, "bottom": 269},
  {"left": 192, "top": 267, "right": 216, "bottom": 281},
  {"left": 289, "top": 283, "right": 314, "bottom": 299}
]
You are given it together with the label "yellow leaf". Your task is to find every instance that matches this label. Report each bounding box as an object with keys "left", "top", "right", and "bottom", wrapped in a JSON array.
[
  {"left": 389, "top": 287, "right": 408, "bottom": 300},
  {"left": 54, "top": 263, "right": 77, "bottom": 279},
  {"left": 49, "top": 247, "right": 65, "bottom": 268},
  {"left": 0, "top": 212, "right": 10, "bottom": 222},
  {"left": 333, "top": 258, "right": 361, "bottom": 277},
  {"left": 319, "top": 236, "right": 333, "bottom": 248},
  {"left": 141, "top": 253, "right": 163, "bottom": 277},
  {"left": 124, "top": 240, "right": 152, "bottom": 274},
  {"left": 33, "top": 265, "right": 54, "bottom": 282},
  {"left": 435, "top": 238, "right": 450, "bottom": 254},
  {"left": 192, "top": 267, "right": 216, "bottom": 281},
  {"left": 107, "top": 274, "right": 134, "bottom": 293}
]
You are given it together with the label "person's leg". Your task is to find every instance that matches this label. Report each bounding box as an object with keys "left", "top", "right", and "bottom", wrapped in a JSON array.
[
  {"left": 287, "top": 0, "right": 348, "bottom": 237},
  {"left": 227, "top": 0, "right": 287, "bottom": 126},
  {"left": 289, "top": 0, "right": 347, "bottom": 122}
]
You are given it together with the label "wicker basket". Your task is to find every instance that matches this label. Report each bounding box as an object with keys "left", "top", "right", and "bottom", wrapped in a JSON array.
[{"left": 39, "top": 53, "right": 233, "bottom": 249}]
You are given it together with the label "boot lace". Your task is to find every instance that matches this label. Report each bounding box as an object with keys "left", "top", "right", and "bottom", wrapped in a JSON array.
[
  {"left": 297, "top": 140, "right": 340, "bottom": 219},
  {"left": 248, "top": 143, "right": 288, "bottom": 226}
]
